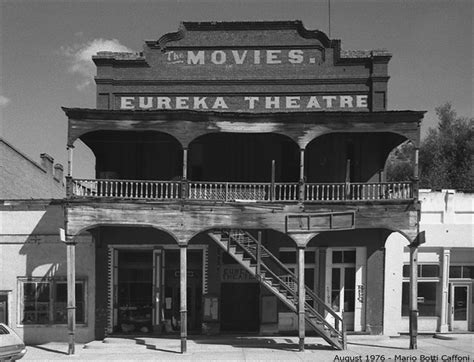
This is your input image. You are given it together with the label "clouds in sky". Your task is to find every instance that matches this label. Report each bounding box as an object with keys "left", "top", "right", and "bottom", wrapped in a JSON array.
[
  {"left": 0, "top": 95, "right": 11, "bottom": 107},
  {"left": 61, "top": 38, "right": 133, "bottom": 90}
]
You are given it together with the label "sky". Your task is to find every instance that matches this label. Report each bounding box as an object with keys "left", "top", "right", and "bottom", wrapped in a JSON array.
[{"left": 0, "top": 0, "right": 472, "bottom": 179}]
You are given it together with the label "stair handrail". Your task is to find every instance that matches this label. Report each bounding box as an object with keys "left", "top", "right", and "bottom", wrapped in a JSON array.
[{"left": 230, "top": 229, "right": 344, "bottom": 324}]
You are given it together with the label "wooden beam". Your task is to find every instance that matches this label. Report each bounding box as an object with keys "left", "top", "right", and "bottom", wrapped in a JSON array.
[{"left": 180, "top": 245, "right": 187, "bottom": 353}]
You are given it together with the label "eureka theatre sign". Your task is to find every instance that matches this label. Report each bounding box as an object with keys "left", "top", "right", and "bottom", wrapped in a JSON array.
[
  {"left": 117, "top": 48, "right": 370, "bottom": 112},
  {"left": 119, "top": 95, "right": 369, "bottom": 112}
]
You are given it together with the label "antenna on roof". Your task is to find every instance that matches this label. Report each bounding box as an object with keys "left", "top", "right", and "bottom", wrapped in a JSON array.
[{"left": 328, "top": 0, "right": 331, "bottom": 38}]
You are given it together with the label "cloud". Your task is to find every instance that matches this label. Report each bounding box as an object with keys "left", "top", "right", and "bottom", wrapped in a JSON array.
[
  {"left": 0, "top": 95, "right": 11, "bottom": 107},
  {"left": 61, "top": 38, "right": 134, "bottom": 90}
]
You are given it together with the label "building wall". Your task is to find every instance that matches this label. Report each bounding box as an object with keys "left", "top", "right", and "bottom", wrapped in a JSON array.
[
  {"left": 0, "top": 203, "right": 95, "bottom": 344},
  {"left": 0, "top": 138, "right": 65, "bottom": 199},
  {"left": 384, "top": 190, "right": 474, "bottom": 335}
]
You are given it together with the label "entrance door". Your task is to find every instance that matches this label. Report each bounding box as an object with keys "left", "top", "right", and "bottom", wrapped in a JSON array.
[
  {"left": 330, "top": 266, "right": 355, "bottom": 330},
  {"left": 116, "top": 250, "right": 153, "bottom": 333},
  {"left": 221, "top": 283, "right": 259, "bottom": 332},
  {"left": 451, "top": 284, "right": 470, "bottom": 330}
]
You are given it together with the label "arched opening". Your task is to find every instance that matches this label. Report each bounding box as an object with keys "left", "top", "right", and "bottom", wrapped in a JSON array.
[
  {"left": 87, "top": 225, "right": 179, "bottom": 339},
  {"left": 188, "top": 133, "right": 299, "bottom": 182},
  {"left": 305, "top": 132, "right": 407, "bottom": 183},
  {"left": 384, "top": 140, "right": 415, "bottom": 182},
  {"left": 80, "top": 131, "right": 182, "bottom": 180}
]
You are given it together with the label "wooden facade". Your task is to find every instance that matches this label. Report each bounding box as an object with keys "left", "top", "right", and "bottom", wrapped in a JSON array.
[{"left": 62, "top": 21, "right": 424, "bottom": 353}]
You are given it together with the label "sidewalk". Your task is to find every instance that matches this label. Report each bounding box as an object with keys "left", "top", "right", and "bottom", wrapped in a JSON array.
[{"left": 23, "top": 334, "right": 473, "bottom": 361}]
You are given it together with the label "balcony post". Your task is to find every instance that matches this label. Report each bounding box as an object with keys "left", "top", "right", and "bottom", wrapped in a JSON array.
[
  {"left": 180, "top": 244, "right": 188, "bottom": 353},
  {"left": 413, "top": 147, "right": 419, "bottom": 199},
  {"left": 299, "top": 148, "right": 305, "bottom": 202},
  {"left": 182, "top": 148, "right": 188, "bottom": 180},
  {"left": 67, "top": 145, "right": 74, "bottom": 177}
]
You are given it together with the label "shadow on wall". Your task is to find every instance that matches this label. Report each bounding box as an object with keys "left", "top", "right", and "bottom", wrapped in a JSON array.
[{"left": 15, "top": 202, "right": 94, "bottom": 344}]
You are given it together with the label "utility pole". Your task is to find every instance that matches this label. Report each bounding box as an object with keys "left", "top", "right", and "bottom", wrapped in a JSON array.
[{"left": 409, "top": 230, "right": 425, "bottom": 349}]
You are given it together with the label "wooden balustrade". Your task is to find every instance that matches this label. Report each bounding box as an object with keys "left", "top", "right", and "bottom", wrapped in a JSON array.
[{"left": 71, "top": 179, "right": 413, "bottom": 202}]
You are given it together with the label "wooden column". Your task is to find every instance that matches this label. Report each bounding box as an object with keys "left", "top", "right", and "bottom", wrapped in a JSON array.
[
  {"left": 299, "top": 149, "right": 305, "bottom": 202},
  {"left": 67, "top": 146, "right": 74, "bottom": 177},
  {"left": 180, "top": 245, "right": 187, "bottom": 353},
  {"left": 182, "top": 148, "right": 188, "bottom": 179},
  {"left": 297, "top": 245, "right": 306, "bottom": 352},
  {"left": 413, "top": 147, "right": 420, "bottom": 199},
  {"left": 66, "top": 238, "right": 76, "bottom": 355}
]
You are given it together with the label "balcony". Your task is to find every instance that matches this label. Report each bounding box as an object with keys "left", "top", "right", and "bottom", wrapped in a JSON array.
[{"left": 69, "top": 178, "right": 413, "bottom": 202}]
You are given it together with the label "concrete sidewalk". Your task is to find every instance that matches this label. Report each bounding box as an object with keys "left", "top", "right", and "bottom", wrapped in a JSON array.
[{"left": 23, "top": 334, "right": 473, "bottom": 361}]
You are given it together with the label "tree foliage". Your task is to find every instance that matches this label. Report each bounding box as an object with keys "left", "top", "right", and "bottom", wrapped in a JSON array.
[{"left": 386, "top": 103, "right": 473, "bottom": 190}]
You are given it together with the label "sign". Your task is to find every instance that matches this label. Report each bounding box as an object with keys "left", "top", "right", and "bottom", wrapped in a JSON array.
[
  {"left": 119, "top": 94, "right": 368, "bottom": 112},
  {"left": 221, "top": 265, "right": 256, "bottom": 283},
  {"left": 164, "top": 49, "right": 323, "bottom": 66}
]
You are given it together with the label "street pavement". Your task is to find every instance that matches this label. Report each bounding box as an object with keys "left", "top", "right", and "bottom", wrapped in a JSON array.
[{"left": 22, "top": 334, "right": 473, "bottom": 361}]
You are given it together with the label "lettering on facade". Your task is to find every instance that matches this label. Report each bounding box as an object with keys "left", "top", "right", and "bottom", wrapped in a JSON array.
[
  {"left": 221, "top": 266, "right": 255, "bottom": 282},
  {"left": 165, "top": 49, "right": 323, "bottom": 65},
  {"left": 357, "top": 284, "right": 365, "bottom": 303},
  {"left": 119, "top": 95, "right": 368, "bottom": 111}
]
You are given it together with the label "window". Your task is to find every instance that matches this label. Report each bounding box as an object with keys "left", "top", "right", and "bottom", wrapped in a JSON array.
[
  {"left": 401, "top": 263, "right": 439, "bottom": 317},
  {"left": 449, "top": 265, "right": 474, "bottom": 279},
  {"left": 332, "top": 250, "right": 355, "bottom": 264},
  {"left": 401, "top": 282, "right": 438, "bottom": 316},
  {"left": 279, "top": 248, "right": 317, "bottom": 290},
  {"left": 19, "top": 278, "right": 86, "bottom": 325}
]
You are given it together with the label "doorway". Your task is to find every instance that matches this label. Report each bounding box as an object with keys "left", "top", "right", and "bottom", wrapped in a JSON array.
[
  {"left": 220, "top": 283, "right": 260, "bottom": 332},
  {"left": 450, "top": 283, "right": 470, "bottom": 331},
  {"left": 116, "top": 250, "right": 154, "bottom": 333}
]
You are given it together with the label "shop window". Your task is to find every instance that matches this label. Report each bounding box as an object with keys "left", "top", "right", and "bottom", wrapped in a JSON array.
[
  {"left": 279, "top": 248, "right": 317, "bottom": 291},
  {"left": 279, "top": 250, "right": 316, "bottom": 264},
  {"left": 19, "top": 278, "right": 86, "bottom": 325},
  {"left": 449, "top": 265, "right": 474, "bottom": 279},
  {"left": 401, "top": 281, "right": 438, "bottom": 316}
]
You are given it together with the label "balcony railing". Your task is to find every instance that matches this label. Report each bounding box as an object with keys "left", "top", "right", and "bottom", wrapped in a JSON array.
[{"left": 70, "top": 178, "right": 413, "bottom": 202}]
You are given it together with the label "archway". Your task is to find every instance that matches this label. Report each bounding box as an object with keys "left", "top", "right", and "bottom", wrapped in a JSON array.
[
  {"left": 188, "top": 133, "right": 299, "bottom": 182},
  {"left": 305, "top": 132, "right": 407, "bottom": 183},
  {"left": 79, "top": 130, "right": 183, "bottom": 180}
]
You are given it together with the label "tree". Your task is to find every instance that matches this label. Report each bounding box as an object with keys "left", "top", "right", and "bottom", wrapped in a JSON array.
[
  {"left": 419, "top": 103, "right": 473, "bottom": 190},
  {"left": 386, "top": 103, "right": 473, "bottom": 190}
]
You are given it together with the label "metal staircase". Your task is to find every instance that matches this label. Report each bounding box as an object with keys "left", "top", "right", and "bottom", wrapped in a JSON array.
[{"left": 208, "top": 229, "right": 346, "bottom": 350}]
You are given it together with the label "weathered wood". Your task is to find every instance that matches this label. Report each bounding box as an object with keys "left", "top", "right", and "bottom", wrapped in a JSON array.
[
  {"left": 64, "top": 109, "right": 424, "bottom": 149},
  {"left": 64, "top": 200, "right": 418, "bottom": 243},
  {"left": 297, "top": 246, "right": 305, "bottom": 351},
  {"left": 409, "top": 244, "right": 418, "bottom": 349},
  {"left": 66, "top": 240, "right": 76, "bottom": 355},
  {"left": 180, "top": 245, "right": 187, "bottom": 353}
]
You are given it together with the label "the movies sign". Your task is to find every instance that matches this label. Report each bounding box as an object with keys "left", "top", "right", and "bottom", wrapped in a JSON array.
[
  {"left": 119, "top": 94, "right": 368, "bottom": 112},
  {"left": 164, "top": 49, "right": 323, "bottom": 65}
]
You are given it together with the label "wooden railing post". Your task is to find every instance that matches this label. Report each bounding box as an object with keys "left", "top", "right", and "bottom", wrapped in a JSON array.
[{"left": 66, "top": 176, "right": 73, "bottom": 197}]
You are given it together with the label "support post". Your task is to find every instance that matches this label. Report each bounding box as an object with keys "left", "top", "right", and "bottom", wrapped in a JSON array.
[
  {"left": 413, "top": 147, "right": 419, "bottom": 199},
  {"left": 439, "top": 248, "right": 450, "bottom": 332},
  {"left": 270, "top": 160, "right": 275, "bottom": 201},
  {"left": 345, "top": 159, "right": 351, "bottom": 200},
  {"left": 180, "top": 245, "right": 188, "bottom": 354},
  {"left": 66, "top": 237, "right": 76, "bottom": 355},
  {"left": 297, "top": 245, "right": 306, "bottom": 351},
  {"left": 182, "top": 148, "right": 188, "bottom": 180},
  {"left": 409, "top": 243, "right": 418, "bottom": 349},
  {"left": 299, "top": 149, "right": 305, "bottom": 202},
  {"left": 67, "top": 146, "right": 74, "bottom": 177}
]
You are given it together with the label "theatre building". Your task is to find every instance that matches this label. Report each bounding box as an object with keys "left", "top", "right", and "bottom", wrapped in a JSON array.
[{"left": 2, "top": 21, "right": 430, "bottom": 350}]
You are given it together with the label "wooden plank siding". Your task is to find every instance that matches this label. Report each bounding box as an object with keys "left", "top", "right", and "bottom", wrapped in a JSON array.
[{"left": 64, "top": 200, "right": 418, "bottom": 245}]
